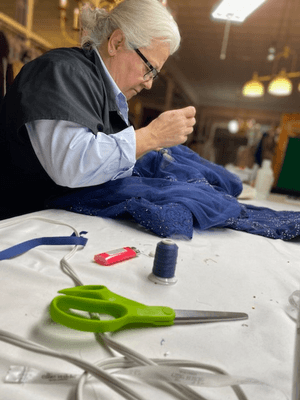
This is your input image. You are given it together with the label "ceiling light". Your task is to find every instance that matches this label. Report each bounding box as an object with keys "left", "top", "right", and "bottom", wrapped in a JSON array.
[
  {"left": 228, "top": 120, "right": 239, "bottom": 134},
  {"left": 242, "top": 46, "right": 300, "bottom": 98},
  {"left": 242, "top": 73, "right": 264, "bottom": 97},
  {"left": 267, "top": 53, "right": 275, "bottom": 61},
  {"left": 59, "top": 0, "right": 67, "bottom": 8},
  {"left": 267, "top": 46, "right": 276, "bottom": 61},
  {"left": 268, "top": 69, "right": 293, "bottom": 96},
  {"left": 211, "top": 0, "right": 267, "bottom": 23}
]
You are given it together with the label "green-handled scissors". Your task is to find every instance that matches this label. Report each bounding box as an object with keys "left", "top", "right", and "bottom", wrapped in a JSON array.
[{"left": 50, "top": 285, "right": 248, "bottom": 333}]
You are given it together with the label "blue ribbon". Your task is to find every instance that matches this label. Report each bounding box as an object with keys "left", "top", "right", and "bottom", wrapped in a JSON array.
[{"left": 0, "top": 232, "right": 88, "bottom": 260}]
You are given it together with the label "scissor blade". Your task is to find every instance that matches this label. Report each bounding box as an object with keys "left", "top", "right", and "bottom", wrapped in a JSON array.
[{"left": 173, "top": 309, "right": 248, "bottom": 324}]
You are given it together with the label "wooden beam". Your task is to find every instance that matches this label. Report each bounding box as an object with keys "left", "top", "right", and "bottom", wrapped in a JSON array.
[
  {"left": 0, "top": 11, "right": 53, "bottom": 50},
  {"left": 164, "top": 58, "right": 199, "bottom": 106},
  {"left": 164, "top": 77, "right": 175, "bottom": 110}
]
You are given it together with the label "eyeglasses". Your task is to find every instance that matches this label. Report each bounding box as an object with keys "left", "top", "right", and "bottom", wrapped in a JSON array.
[{"left": 134, "top": 48, "right": 159, "bottom": 81}]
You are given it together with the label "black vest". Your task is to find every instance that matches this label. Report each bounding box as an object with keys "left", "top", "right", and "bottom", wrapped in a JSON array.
[{"left": 0, "top": 47, "right": 128, "bottom": 219}]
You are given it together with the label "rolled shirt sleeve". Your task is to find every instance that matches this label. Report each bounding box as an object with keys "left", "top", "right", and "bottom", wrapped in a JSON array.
[{"left": 26, "top": 119, "right": 136, "bottom": 188}]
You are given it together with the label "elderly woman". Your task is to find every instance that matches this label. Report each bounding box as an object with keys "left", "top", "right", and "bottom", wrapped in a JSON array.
[{"left": 0, "top": 0, "right": 196, "bottom": 220}]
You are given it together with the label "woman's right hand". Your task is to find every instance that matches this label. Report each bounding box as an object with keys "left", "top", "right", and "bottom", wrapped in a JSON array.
[{"left": 135, "top": 106, "right": 196, "bottom": 158}]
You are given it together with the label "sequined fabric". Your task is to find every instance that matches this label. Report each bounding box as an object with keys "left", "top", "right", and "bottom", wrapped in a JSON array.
[
  {"left": 224, "top": 204, "right": 300, "bottom": 240},
  {"left": 49, "top": 145, "right": 300, "bottom": 240}
]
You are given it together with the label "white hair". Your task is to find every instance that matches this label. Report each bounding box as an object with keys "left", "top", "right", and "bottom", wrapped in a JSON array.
[{"left": 80, "top": 0, "right": 181, "bottom": 55}]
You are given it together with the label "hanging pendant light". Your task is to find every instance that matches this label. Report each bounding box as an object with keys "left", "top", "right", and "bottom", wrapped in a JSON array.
[
  {"left": 242, "top": 50, "right": 300, "bottom": 98},
  {"left": 268, "top": 69, "right": 293, "bottom": 96},
  {"left": 242, "top": 72, "right": 264, "bottom": 97}
]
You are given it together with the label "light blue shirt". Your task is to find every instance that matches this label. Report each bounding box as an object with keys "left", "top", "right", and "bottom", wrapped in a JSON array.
[{"left": 26, "top": 48, "right": 136, "bottom": 188}]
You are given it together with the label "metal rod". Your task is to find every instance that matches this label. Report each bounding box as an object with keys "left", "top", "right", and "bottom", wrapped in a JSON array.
[{"left": 220, "top": 18, "right": 231, "bottom": 60}]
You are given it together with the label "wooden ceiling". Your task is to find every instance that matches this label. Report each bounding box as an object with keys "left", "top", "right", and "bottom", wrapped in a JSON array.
[{"left": 161, "top": 0, "right": 300, "bottom": 113}]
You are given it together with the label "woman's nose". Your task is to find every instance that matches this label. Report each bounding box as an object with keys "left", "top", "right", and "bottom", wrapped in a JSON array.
[{"left": 142, "top": 78, "right": 153, "bottom": 90}]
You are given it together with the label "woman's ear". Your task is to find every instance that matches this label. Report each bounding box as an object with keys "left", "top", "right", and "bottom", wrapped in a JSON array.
[{"left": 108, "top": 29, "right": 126, "bottom": 56}]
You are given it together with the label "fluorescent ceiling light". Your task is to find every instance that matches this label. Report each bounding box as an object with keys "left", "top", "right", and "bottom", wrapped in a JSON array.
[{"left": 211, "top": 0, "right": 267, "bottom": 23}]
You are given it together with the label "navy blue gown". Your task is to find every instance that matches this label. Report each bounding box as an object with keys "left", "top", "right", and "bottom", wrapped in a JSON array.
[{"left": 49, "top": 145, "right": 300, "bottom": 240}]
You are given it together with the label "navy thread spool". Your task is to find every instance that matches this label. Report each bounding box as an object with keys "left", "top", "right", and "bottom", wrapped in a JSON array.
[{"left": 148, "top": 239, "right": 178, "bottom": 285}]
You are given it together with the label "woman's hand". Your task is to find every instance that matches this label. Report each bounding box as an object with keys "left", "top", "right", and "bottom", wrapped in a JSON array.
[{"left": 135, "top": 106, "right": 196, "bottom": 158}]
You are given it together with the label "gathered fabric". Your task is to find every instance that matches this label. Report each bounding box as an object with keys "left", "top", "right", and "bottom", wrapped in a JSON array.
[{"left": 49, "top": 145, "right": 300, "bottom": 240}]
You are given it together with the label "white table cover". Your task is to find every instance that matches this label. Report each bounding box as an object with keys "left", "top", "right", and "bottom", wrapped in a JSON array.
[{"left": 1, "top": 197, "right": 300, "bottom": 400}]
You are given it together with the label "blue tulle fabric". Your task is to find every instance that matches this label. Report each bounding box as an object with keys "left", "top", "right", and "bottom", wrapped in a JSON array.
[{"left": 49, "top": 145, "right": 300, "bottom": 240}]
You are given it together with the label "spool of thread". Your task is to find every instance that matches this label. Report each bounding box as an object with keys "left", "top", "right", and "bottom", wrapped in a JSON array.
[{"left": 148, "top": 239, "right": 178, "bottom": 285}]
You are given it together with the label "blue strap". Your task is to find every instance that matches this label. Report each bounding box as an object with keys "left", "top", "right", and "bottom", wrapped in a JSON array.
[{"left": 0, "top": 232, "right": 88, "bottom": 261}]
